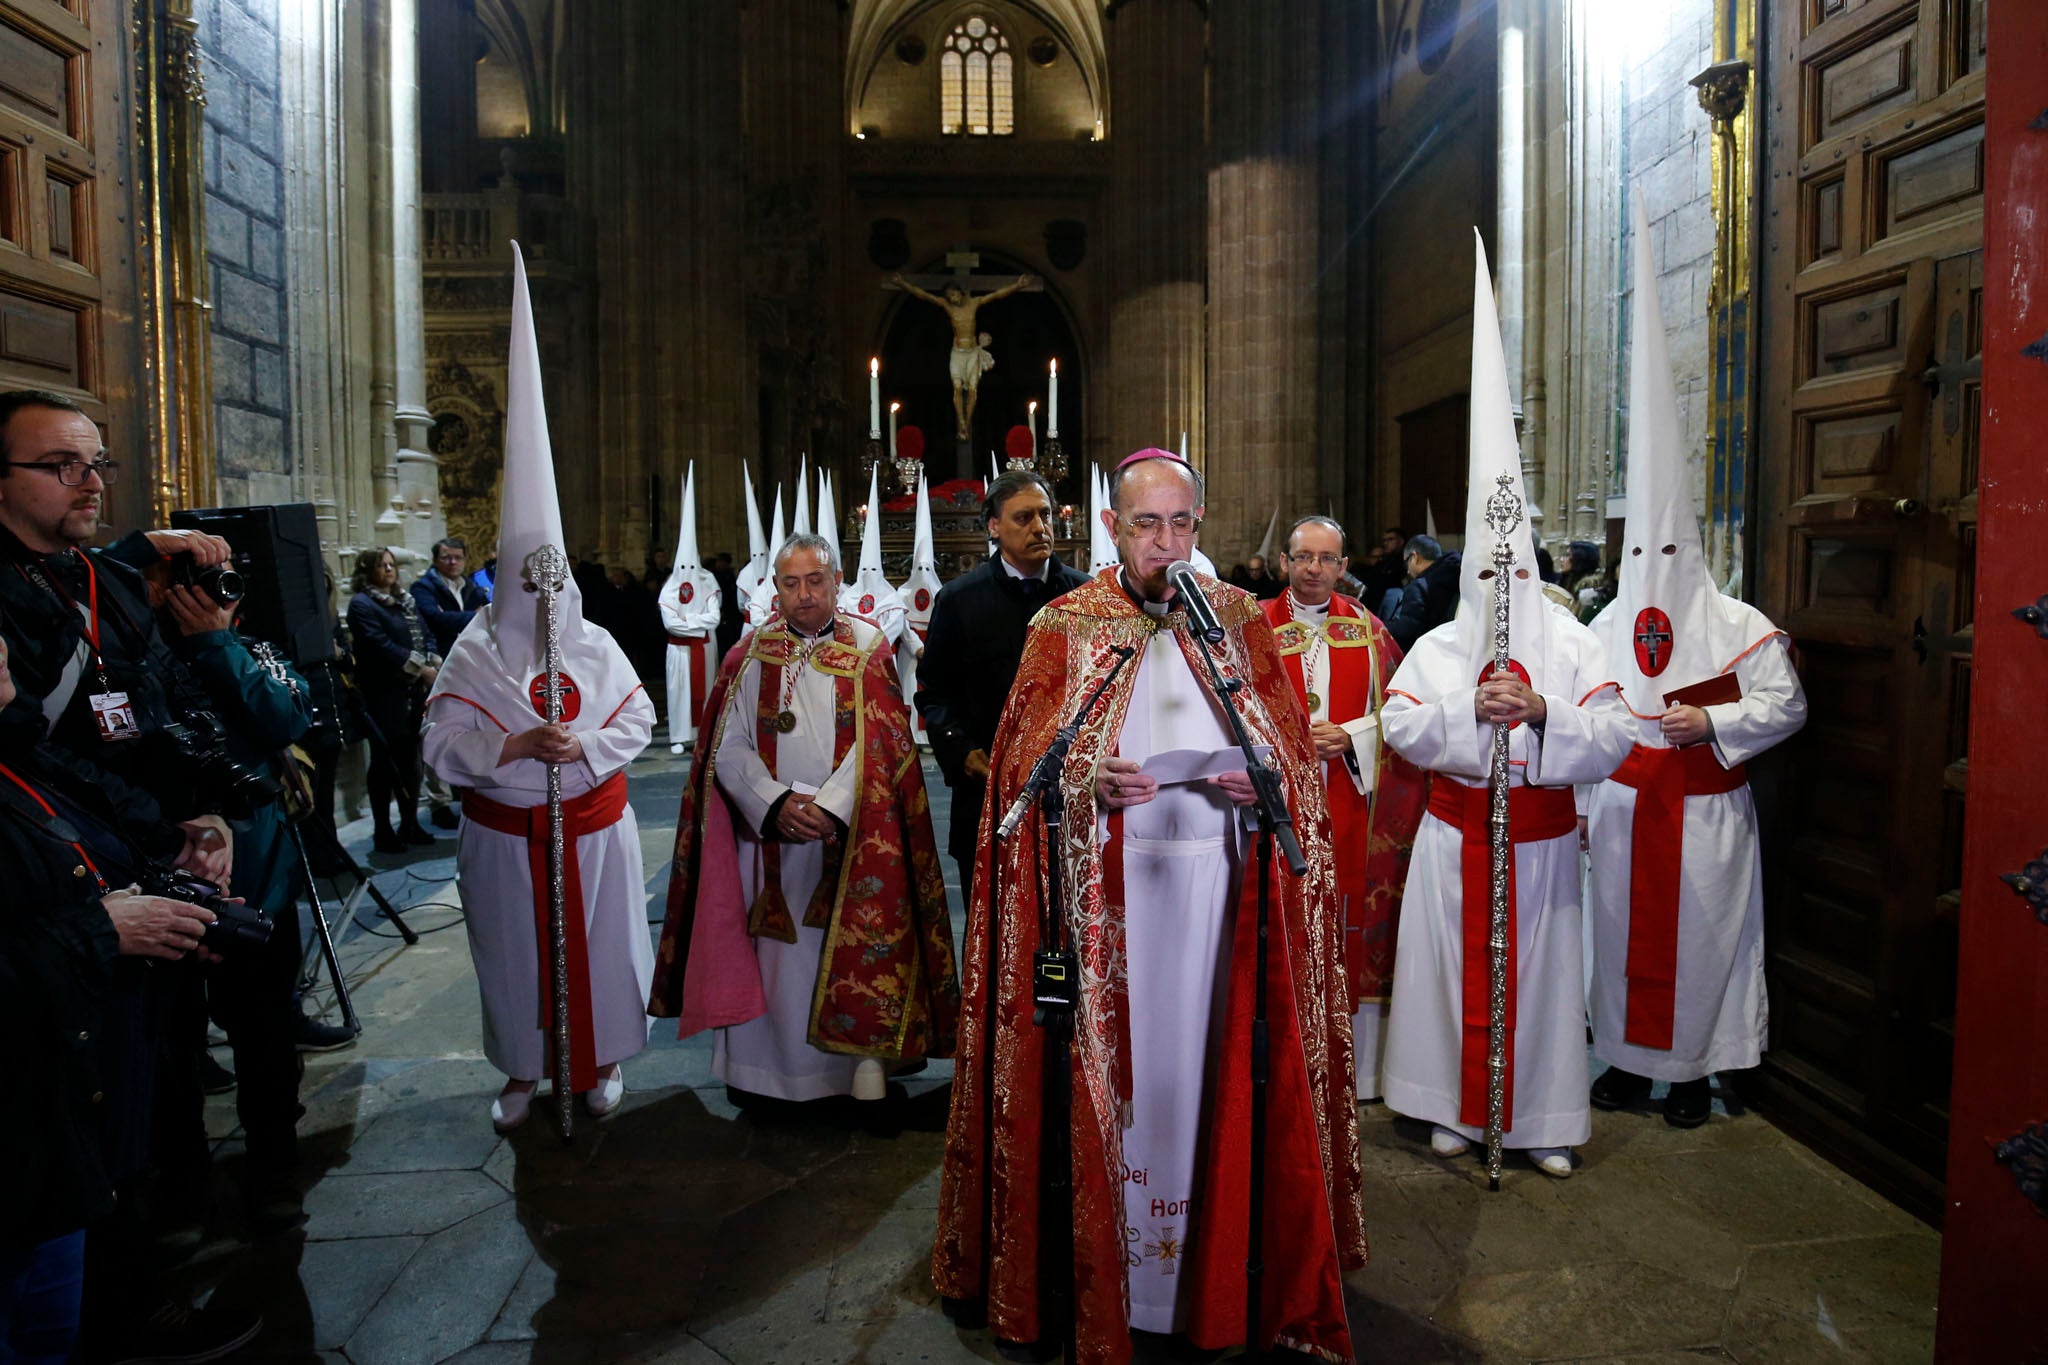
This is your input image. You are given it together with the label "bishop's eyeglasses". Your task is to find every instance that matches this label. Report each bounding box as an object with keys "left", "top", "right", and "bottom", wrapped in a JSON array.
[
  {"left": 5, "top": 456, "right": 120, "bottom": 486},
  {"left": 1119, "top": 512, "right": 1202, "bottom": 537}
]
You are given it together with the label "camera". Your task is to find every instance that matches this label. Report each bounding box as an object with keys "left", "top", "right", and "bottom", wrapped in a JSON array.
[
  {"left": 158, "top": 710, "right": 283, "bottom": 819},
  {"left": 140, "top": 867, "right": 274, "bottom": 952},
  {"left": 169, "top": 551, "right": 246, "bottom": 608}
]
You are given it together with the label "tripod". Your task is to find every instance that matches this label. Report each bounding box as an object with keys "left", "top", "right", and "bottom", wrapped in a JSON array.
[{"left": 290, "top": 823, "right": 420, "bottom": 1032}]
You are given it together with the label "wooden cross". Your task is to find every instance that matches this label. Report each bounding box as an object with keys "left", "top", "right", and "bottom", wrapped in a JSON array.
[{"left": 883, "top": 243, "right": 1044, "bottom": 295}]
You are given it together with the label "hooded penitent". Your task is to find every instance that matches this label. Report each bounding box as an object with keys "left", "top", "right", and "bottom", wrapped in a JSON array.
[
  {"left": 1089, "top": 464, "right": 1119, "bottom": 576},
  {"left": 1594, "top": 195, "right": 1780, "bottom": 705},
  {"left": 662, "top": 462, "right": 720, "bottom": 627},
  {"left": 841, "top": 463, "right": 907, "bottom": 643},
  {"left": 746, "top": 487, "right": 789, "bottom": 624},
  {"left": 733, "top": 461, "right": 769, "bottom": 612},
  {"left": 429, "top": 243, "right": 640, "bottom": 733},
  {"left": 901, "top": 470, "right": 943, "bottom": 631},
  {"left": 792, "top": 454, "right": 812, "bottom": 538},
  {"left": 817, "top": 469, "right": 839, "bottom": 568}
]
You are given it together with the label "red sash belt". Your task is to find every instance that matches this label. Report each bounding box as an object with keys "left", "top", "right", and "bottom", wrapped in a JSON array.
[
  {"left": 1426, "top": 778, "right": 1578, "bottom": 1129},
  {"left": 667, "top": 634, "right": 709, "bottom": 732},
  {"left": 461, "top": 770, "right": 631, "bottom": 1093},
  {"left": 1607, "top": 743, "right": 1748, "bottom": 1049}
]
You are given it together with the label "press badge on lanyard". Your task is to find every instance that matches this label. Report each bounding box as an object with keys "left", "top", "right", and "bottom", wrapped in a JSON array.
[{"left": 25, "top": 552, "right": 138, "bottom": 742}]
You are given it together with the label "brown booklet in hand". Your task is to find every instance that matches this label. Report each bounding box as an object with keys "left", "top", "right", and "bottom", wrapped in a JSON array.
[{"left": 1664, "top": 672, "right": 1741, "bottom": 709}]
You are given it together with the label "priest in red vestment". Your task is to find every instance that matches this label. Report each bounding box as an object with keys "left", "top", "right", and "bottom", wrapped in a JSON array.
[
  {"left": 647, "top": 533, "right": 960, "bottom": 1107},
  {"left": 934, "top": 452, "right": 1366, "bottom": 1365},
  {"left": 1262, "top": 515, "right": 1428, "bottom": 1101}
]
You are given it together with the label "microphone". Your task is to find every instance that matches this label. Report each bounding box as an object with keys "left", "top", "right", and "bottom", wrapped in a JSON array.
[
  {"left": 995, "top": 643, "right": 1138, "bottom": 839},
  {"left": 1165, "top": 561, "right": 1225, "bottom": 645}
]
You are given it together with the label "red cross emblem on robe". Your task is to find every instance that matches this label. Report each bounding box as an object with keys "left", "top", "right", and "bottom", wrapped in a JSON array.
[
  {"left": 859, "top": 593, "right": 876, "bottom": 614},
  {"left": 914, "top": 588, "right": 931, "bottom": 612},
  {"left": 678, "top": 582, "right": 695, "bottom": 605},
  {"left": 1476, "top": 657, "right": 1531, "bottom": 729},
  {"left": 527, "top": 670, "right": 583, "bottom": 722},
  {"left": 1633, "top": 607, "right": 1674, "bottom": 676}
]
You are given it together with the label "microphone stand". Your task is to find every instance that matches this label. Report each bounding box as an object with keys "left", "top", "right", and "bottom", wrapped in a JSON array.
[
  {"left": 1177, "top": 595, "right": 1306, "bottom": 1365},
  {"left": 995, "top": 644, "right": 1134, "bottom": 1363}
]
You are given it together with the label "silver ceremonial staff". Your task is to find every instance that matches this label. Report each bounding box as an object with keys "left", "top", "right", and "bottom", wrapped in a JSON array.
[
  {"left": 527, "top": 542, "right": 574, "bottom": 1141},
  {"left": 1482, "top": 472, "right": 1524, "bottom": 1192}
]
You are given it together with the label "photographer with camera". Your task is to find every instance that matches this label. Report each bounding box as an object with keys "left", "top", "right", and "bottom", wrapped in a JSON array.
[{"left": 0, "top": 625, "right": 265, "bottom": 1360}]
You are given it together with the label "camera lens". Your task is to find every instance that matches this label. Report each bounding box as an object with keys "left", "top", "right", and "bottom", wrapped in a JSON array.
[{"left": 203, "top": 566, "right": 246, "bottom": 605}]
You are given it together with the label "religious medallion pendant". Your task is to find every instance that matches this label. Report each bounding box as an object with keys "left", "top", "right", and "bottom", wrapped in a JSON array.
[
  {"left": 1305, "top": 690, "right": 1322, "bottom": 714},
  {"left": 775, "top": 709, "right": 798, "bottom": 734}
]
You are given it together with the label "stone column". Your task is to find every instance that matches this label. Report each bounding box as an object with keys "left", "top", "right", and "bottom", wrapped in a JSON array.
[
  {"left": 564, "top": 1, "right": 743, "bottom": 567},
  {"left": 1206, "top": 0, "right": 1320, "bottom": 565},
  {"left": 1105, "top": 0, "right": 1206, "bottom": 469}
]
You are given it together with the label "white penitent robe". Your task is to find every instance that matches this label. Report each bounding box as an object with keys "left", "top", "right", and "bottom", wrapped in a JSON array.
[
  {"left": 710, "top": 617, "right": 875, "bottom": 1100},
  {"left": 1289, "top": 595, "right": 1387, "bottom": 1095},
  {"left": 421, "top": 691, "right": 658, "bottom": 1082},
  {"left": 659, "top": 574, "right": 721, "bottom": 751},
  {"left": 1108, "top": 624, "right": 1242, "bottom": 1335},
  {"left": 1380, "top": 613, "right": 1634, "bottom": 1148},
  {"left": 1585, "top": 635, "right": 1806, "bottom": 1081}
]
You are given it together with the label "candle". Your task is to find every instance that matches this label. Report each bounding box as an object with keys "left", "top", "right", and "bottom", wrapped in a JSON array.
[
  {"left": 1048, "top": 358, "right": 1059, "bottom": 437},
  {"left": 858, "top": 503, "right": 869, "bottom": 534},
  {"left": 868, "top": 358, "right": 881, "bottom": 439},
  {"left": 888, "top": 401, "right": 901, "bottom": 459},
  {"left": 1027, "top": 400, "right": 1038, "bottom": 460}
]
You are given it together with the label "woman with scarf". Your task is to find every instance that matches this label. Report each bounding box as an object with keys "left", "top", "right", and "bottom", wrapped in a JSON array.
[{"left": 346, "top": 548, "right": 441, "bottom": 852}]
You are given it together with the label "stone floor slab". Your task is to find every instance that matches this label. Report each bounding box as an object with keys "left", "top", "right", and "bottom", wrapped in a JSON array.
[
  {"left": 302, "top": 1168, "right": 510, "bottom": 1240},
  {"left": 344, "top": 1202, "right": 535, "bottom": 1365},
  {"left": 1732, "top": 1234, "right": 1941, "bottom": 1335},
  {"left": 298, "top": 1233, "right": 424, "bottom": 1349},
  {"left": 1641, "top": 1147, "right": 1914, "bottom": 1248},
  {"left": 1436, "top": 1260, "right": 1730, "bottom": 1359}
]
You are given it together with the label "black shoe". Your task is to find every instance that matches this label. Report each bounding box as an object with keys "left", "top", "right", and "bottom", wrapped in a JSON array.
[
  {"left": 199, "top": 1053, "right": 237, "bottom": 1095},
  {"left": 429, "top": 804, "right": 460, "bottom": 829},
  {"left": 1590, "top": 1065, "right": 1652, "bottom": 1111},
  {"left": 400, "top": 823, "right": 436, "bottom": 846},
  {"left": 85, "top": 1297, "right": 263, "bottom": 1365},
  {"left": 1664, "top": 1076, "right": 1713, "bottom": 1129},
  {"left": 373, "top": 829, "right": 405, "bottom": 854},
  {"left": 294, "top": 1014, "right": 359, "bottom": 1053}
]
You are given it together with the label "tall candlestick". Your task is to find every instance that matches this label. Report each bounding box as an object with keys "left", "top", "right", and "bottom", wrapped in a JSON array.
[
  {"left": 889, "top": 401, "right": 901, "bottom": 459},
  {"left": 1027, "top": 400, "right": 1038, "bottom": 460},
  {"left": 1047, "top": 358, "right": 1059, "bottom": 437},
  {"left": 868, "top": 358, "right": 881, "bottom": 439}
]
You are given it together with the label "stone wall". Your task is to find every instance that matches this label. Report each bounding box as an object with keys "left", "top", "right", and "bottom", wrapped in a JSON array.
[
  {"left": 1620, "top": 0, "right": 1715, "bottom": 502},
  {"left": 199, "top": 0, "right": 292, "bottom": 507}
]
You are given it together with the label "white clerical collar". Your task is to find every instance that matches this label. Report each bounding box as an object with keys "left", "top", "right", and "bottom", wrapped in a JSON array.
[
  {"left": 1119, "top": 569, "right": 1172, "bottom": 618},
  {"left": 787, "top": 616, "right": 837, "bottom": 640},
  {"left": 1288, "top": 591, "right": 1330, "bottom": 619},
  {"left": 999, "top": 553, "right": 1051, "bottom": 583}
]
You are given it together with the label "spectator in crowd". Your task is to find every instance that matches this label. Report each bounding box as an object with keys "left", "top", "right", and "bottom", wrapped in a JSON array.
[
  {"left": 712, "top": 551, "right": 742, "bottom": 658},
  {"left": 1363, "top": 525, "right": 1408, "bottom": 612},
  {"left": 346, "top": 548, "right": 440, "bottom": 853},
  {"left": 410, "top": 537, "right": 487, "bottom": 656},
  {"left": 1385, "top": 534, "right": 1462, "bottom": 651}
]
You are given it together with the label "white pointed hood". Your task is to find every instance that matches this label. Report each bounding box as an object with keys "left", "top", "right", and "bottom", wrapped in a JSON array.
[
  {"left": 661, "top": 461, "right": 720, "bottom": 633},
  {"left": 1455, "top": 229, "right": 1555, "bottom": 686},
  {"left": 429, "top": 242, "right": 640, "bottom": 732},
  {"left": 1256, "top": 505, "right": 1280, "bottom": 562},
  {"left": 901, "top": 470, "right": 943, "bottom": 628},
  {"left": 1595, "top": 195, "right": 1780, "bottom": 711},
  {"left": 1089, "top": 465, "right": 1119, "bottom": 576},
  {"left": 1425, "top": 499, "right": 1438, "bottom": 541},
  {"left": 816, "top": 469, "right": 838, "bottom": 564},
  {"left": 841, "top": 462, "right": 907, "bottom": 642},
  {"left": 792, "top": 455, "right": 812, "bottom": 537},
  {"left": 733, "top": 461, "right": 768, "bottom": 608}
]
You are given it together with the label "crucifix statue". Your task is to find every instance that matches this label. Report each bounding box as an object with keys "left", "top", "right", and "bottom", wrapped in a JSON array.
[{"left": 888, "top": 246, "right": 1039, "bottom": 440}]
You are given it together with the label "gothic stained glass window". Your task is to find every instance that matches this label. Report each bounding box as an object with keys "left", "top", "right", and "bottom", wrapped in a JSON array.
[{"left": 940, "top": 16, "right": 1012, "bottom": 136}]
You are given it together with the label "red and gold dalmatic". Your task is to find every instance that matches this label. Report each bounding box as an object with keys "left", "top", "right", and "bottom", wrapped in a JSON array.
[
  {"left": 647, "top": 620, "right": 960, "bottom": 1062},
  {"left": 1261, "top": 593, "right": 1428, "bottom": 1010},
  {"left": 933, "top": 569, "right": 1366, "bottom": 1365}
]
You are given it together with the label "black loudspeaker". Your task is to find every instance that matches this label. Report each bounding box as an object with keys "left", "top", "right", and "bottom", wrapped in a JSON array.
[{"left": 170, "top": 503, "right": 334, "bottom": 668}]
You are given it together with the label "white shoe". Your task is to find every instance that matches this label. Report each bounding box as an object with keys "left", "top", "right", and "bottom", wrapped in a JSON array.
[
  {"left": 585, "top": 1067, "right": 625, "bottom": 1118},
  {"left": 1530, "top": 1146, "right": 1573, "bottom": 1179},
  {"left": 491, "top": 1083, "right": 535, "bottom": 1133},
  {"left": 852, "top": 1058, "right": 887, "bottom": 1102},
  {"left": 1429, "top": 1125, "right": 1470, "bottom": 1157},
  {"left": 670, "top": 743, "right": 684, "bottom": 755}
]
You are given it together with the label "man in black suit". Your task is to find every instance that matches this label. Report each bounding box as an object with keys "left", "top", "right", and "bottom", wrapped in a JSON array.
[
  {"left": 1385, "top": 533, "right": 1462, "bottom": 650},
  {"left": 916, "top": 470, "right": 1090, "bottom": 893},
  {"left": 410, "top": 537, "right": 488, "bottom": 655}
]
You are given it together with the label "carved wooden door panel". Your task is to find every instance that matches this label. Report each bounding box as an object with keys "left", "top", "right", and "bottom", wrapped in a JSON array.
[
  {"left": 0, "top": 0, "right": 138, "bottom": 520},
  {"left": 1754, "top": 0, "right": 1984, "bottom": 1221}
]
